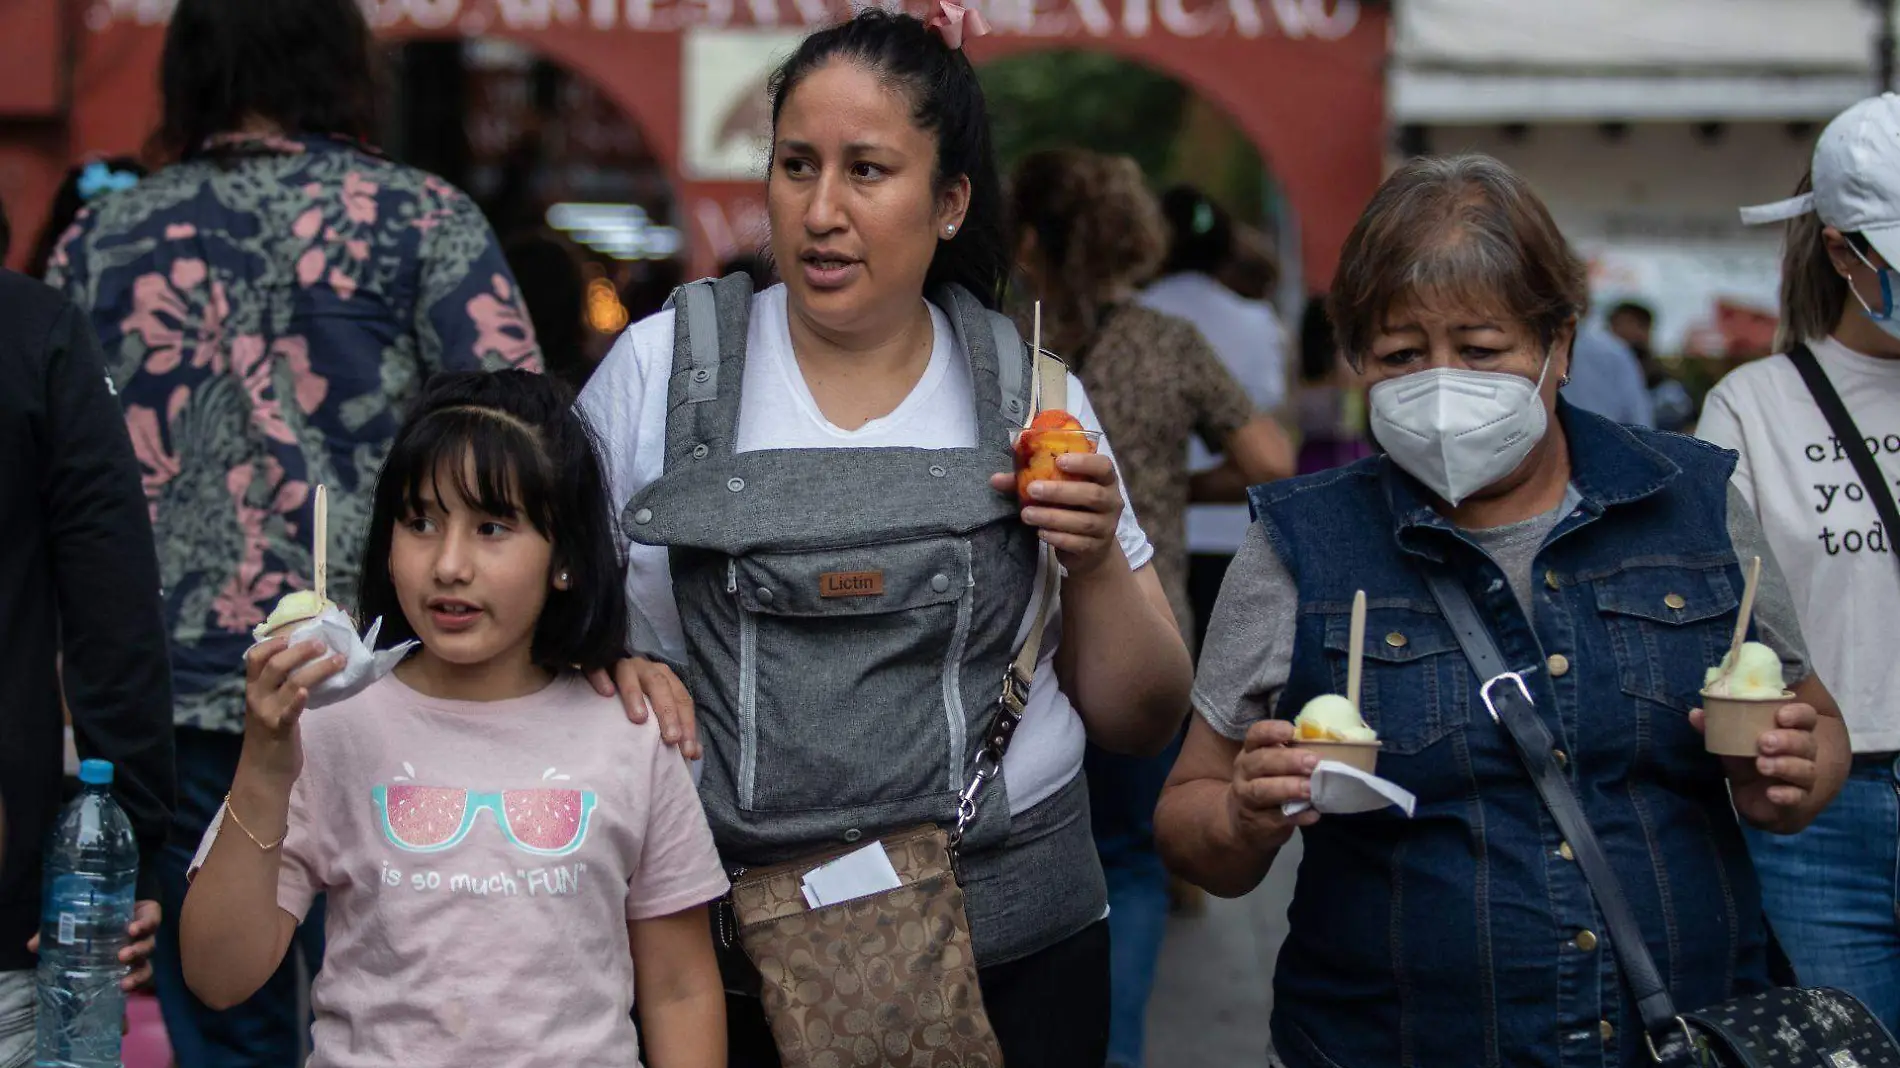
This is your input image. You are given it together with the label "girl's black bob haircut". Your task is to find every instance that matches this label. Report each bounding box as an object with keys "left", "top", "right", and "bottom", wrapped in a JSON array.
[{"left": 356, "top": 370, "right": 628, "bottom": 675}]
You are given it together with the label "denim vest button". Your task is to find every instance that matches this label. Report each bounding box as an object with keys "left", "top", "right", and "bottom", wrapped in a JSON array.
[
  {"left": 756, "top": 587, "right": 773, "bottom": 604},
  {"left": 1558, "top": 841, "right": 1575, "bottom": 861},
  {"left": 929, "top": 465, "right": 948, "bottom": 478},
  {"left": 632, "top": 507, "right": 654, "bottom": 525},
  {"left": 1598, "top": 1020, "right": 1615, "bottom": 1042},
  {"left": 692, "top": 444, "right": 710, "bottom": 459},
  {"left": 1553, "top": 748, "right": 1569, "bottom": 768},
  {"left": 1385, "top": 632, "right": 1407, "bottom": 648},
  {"left": 1573, "top": 929, "right": 1598, "bottom": 952},
  {"left": 1544, "top": 569, "right": 1560, "bottom": 590},
  {"left": 843, "top": 828, "right": 862, "bottom": 843},
  {"left": 931, "top": 574, "right": 951, "bottom": 593},
  {"left": 1664, "top": 592, "right": 1687, "bottom": 610},
  {"left": 1547, "top": 654, "right": 1570, "bottom": 677},
  {"left": 727, "top": 477, "right": 746, "bottom": 492},
  {"left": 693, "top": 368, "right": 711, "bottom": 383}
]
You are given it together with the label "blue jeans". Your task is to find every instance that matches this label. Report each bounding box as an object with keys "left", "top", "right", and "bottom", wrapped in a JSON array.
[
  {"left": 1086, "top": 733, "right": 1180, "bottom": 1068},
  {"left": 1745, "top": 752, "right": 1900, "bottom": 1032},
  {"left": 152, "top": 727, "right": 326, "bottom": 1068}
]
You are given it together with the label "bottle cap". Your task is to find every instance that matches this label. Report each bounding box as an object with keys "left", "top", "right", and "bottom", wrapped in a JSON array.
[{"left": 77, "top": 759, "right": 114, "bottom": 786}]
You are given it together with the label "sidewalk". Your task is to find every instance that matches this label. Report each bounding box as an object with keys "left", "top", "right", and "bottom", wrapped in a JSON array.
[{"left": 1143, "top": 831, "right": 1302, "bottom": 1067}]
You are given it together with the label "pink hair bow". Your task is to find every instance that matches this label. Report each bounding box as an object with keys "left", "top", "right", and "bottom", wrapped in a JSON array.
[{"left": 928, "top": 0, "right": 991, "bottom": 50}]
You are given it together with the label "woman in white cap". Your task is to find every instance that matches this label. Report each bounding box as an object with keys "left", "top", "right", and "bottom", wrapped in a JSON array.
[{"left": 1698, "top": 93, "right": 1900, "bottom": 1031}]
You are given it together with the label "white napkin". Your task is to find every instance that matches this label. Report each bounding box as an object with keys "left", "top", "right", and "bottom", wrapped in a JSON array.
[
  {"left": 1283, "top": 760, "right": 1417, "bottom": 818},
  {"left": 267, "top": 605, "right": 416, "bottom": 710}
]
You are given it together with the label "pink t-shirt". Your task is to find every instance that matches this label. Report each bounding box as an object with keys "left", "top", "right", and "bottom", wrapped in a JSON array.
[{"left": 277, "top": 671, "right": 728, "bottom": 1068}]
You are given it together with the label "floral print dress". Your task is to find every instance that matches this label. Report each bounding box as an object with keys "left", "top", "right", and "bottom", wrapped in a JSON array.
[{"left": 47, "top": 134, "right": 543, "bottom": 733}]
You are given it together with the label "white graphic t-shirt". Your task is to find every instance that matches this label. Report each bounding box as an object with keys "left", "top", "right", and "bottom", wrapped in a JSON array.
[
  {"left": 274, "top": 672, "right": 729, "bottom": 1068},
  {"left": 1699, "top": 335, "right": 1900, "bottom": 752}
]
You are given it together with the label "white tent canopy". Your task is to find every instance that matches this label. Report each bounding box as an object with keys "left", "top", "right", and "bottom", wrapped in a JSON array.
[{"left": 1392, "top": 0, "right": 1883, "bottom": 121}]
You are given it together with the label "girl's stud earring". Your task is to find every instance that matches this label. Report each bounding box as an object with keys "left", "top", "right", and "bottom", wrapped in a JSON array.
[
  {"left": 558, "top": 571, "right": 570, "bottom": 586},
  {"left": 946, "top": 224, "right": 956, "bottom": 235}
]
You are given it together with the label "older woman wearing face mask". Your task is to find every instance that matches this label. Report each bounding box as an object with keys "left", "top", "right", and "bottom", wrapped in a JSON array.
[{"left": 1155, "top": 154, "right": 1852, "bottom": 1068}]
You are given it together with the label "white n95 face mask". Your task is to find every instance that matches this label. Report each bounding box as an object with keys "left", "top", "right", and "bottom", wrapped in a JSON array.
[{"left": 1368, "top": 354, "right": 1552, "bottom": 507}]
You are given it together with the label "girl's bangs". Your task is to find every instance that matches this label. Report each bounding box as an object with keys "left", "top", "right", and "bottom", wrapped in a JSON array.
[{"left": 389, "top": 409, "right": 555, "bottom": 534}]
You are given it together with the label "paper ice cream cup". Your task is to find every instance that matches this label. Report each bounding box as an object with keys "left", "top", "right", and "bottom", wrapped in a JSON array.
[
  {"left": 1698, "top": 690, "right": 1793, "bottom": 757},
  {"left": 1293, "top": 739, "right": 1383, "bottom": 775}
]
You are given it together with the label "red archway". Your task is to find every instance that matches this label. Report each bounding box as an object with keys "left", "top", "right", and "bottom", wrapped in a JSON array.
[{"left": 5, "top": 0, "right": 1383, "bottom": 290}]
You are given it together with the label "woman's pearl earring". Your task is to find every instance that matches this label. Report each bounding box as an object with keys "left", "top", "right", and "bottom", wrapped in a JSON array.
[
  {"left": 945, "top": 224, "right": 956, "bottom": 236},
  {"left": 558, "top": 571, "right": 570, "bottom": 587}
]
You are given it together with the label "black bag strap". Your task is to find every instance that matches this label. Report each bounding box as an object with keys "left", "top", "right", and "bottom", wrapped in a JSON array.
[
  {"left": 1787, "top": 342, "right": 1900, "bottom": 580},
  {"left": 1422, "top": 568, "right": 1698, "bottom": 1063}
]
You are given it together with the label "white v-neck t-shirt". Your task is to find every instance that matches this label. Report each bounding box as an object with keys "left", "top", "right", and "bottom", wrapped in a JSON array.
[
  {"left": 1699, "top": 334, "right": 1900, "bottom": 753},
  {"left": 579, "top": 284, "right": 1154, "bottom": 813}
]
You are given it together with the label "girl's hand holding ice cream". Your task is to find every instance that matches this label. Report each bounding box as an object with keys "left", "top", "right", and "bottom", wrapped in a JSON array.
[{"left": 240, "top": 636, "right": 346, "bottom": 783}]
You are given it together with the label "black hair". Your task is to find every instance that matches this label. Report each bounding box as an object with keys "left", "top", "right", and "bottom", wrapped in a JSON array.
[
  {"left": 501, "top": 231, "right": 589, "bottom": 393},
  {"left": 28, "top": 157, "right": 148, "bottom": 280},
  {"left": 1158, "top": 185, "right": 1235, "bottom": 276},
  {"left": 1298, "top": 298, "right": 1337, "bottom": 384},
  {"left": 159, "top": 0, "right": 380, "bottom": 160},
  {"left": 1607, "top": 301, "right": 1654, "bottom": 329},
  {"left": 718, "top": 253, "right": 776, "bottom": 292},
  {"left": 0, "top": 193, "right": 10, "bottom": 263},
  {"left": 767, "top": 9, "right": 1009, "bottom": 308},
  {"left": 356, "top": 370, "right": 628, "bottom": 675},
  {"left": 621, "top": 258, "right": 686, "bottom": 324}
]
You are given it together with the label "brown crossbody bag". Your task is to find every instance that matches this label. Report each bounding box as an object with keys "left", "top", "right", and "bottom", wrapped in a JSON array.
[{"left": 718, "top": 349, "right": 1071, "bottom": 1068}]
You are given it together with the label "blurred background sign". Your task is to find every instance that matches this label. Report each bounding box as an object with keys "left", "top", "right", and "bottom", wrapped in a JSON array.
[{"left": 680, "top": 29, "right": 802, "bottom": 182}]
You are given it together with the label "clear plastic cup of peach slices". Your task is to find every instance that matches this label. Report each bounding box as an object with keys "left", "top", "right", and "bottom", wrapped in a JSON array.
[{"left": 1012, "top": 410, "right": 1103, "bottom": 503}]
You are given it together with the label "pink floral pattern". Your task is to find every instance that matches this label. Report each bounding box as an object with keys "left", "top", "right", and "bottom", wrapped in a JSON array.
[
  {"left": 467, "top": 275, "right": 540, "bottom": 369},
  {"left": 47, "top": 132, "right": 542, "bottom": 732},
  {"left": 122, "top": 265, "right": 230, "bottom": 376}
]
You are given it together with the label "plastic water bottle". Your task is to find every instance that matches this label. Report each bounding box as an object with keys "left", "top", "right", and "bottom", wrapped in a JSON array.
[{"left": 35, "top": 759, "right": 135, "bottom": 1068}]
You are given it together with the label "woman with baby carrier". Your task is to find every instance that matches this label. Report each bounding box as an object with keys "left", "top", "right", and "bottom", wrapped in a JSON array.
[{"left": 579, "top": 7, "right": 1194, "bottom": 1066}]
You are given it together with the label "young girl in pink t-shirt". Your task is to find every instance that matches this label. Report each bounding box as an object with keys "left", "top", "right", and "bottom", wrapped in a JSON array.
[{"left": 181, "top": 370, "right": 728, "bottom": 1068}]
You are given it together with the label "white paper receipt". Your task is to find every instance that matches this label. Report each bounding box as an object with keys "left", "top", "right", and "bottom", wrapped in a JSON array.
[{"left": 800, "top": 842, "right": 903, "bottom": 909}]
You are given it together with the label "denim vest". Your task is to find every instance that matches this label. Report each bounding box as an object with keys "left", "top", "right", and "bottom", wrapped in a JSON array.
[{"left": 1252, "top": 403, "right": 1771, "bottom": 1068}]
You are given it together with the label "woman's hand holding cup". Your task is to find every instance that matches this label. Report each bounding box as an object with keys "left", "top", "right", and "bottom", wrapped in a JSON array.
[{"left": 1228, "top": 719, "right": 1321, "bottom": 851}]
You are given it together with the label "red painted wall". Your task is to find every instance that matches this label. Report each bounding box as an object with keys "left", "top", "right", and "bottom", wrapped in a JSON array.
[{"left": 0, "top": 0, "right": 1385, "bottom": 289}]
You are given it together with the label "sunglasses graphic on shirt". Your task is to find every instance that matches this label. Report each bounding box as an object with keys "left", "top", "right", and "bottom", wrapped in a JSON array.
[{"left": 372, "top": 784, "right": 597, "bottom": 856}]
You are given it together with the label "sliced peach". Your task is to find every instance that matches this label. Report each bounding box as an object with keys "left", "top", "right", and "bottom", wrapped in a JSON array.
[{"left": 1014, "top": 410, "right": 1098, "bottom": 502}]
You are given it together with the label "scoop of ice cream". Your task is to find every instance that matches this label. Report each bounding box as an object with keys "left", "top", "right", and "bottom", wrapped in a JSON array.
[
  {"left": 256, "top": 605, "right": 417, "bottom": 710},
  {"left": 1703, "top": 641, "right": 1787, "bottom": 699},
  {"left": 252, "top": 589, "right": 339, "bottom": 642},
  {"left": 1294, "top": 694, "right": 1379, "bottom": 743}
]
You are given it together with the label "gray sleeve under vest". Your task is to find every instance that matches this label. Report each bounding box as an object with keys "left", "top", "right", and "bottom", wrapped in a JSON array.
[{"left": 1191, "top": 522, "right": 1300, "bottom": 740}]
